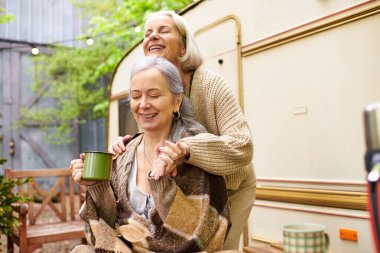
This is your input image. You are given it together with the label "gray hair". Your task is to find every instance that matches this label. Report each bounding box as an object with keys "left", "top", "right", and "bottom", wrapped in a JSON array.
[
  {"left": 145, "top": 11, "right": 203, "bottom": 73},
  {"left": 130, "top": 56, "right": 206, "bottom": 142}
]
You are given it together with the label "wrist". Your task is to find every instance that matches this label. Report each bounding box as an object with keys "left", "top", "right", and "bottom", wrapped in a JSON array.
[{"left": 85, "top": 181, "right": 100, "bottom": 187}]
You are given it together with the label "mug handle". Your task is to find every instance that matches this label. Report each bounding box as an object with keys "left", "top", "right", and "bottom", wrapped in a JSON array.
[{"left": 324, "top": 233, "right": 330, "bottom": 252}]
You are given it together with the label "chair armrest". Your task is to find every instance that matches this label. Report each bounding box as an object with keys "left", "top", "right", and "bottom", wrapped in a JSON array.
[
  {"left": 10, "top": 203, "right": 28, "bottom": 239},
  {"left": 11, "top": 203, "right": 29, "bottom": 215}
]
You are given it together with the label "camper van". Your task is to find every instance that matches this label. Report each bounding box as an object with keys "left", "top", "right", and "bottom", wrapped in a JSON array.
[{"left": 108, "top": 1, "right": 380, "bottom": 252}]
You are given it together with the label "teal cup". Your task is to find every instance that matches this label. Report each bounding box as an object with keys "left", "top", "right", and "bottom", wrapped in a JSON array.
[{"left": 83, "top": 151, "right": 113, "bottom": 180}]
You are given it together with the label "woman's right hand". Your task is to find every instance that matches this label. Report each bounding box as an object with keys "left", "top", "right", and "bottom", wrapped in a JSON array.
[
  {"left": 108, "top": 135, "right": 132, "bottom": 158},
  {"left": 70, "top": 153, "right": 98, "bottom": 186}
]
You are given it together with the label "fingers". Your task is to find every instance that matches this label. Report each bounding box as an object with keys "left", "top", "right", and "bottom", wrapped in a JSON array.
[
  {"left": 177, "top": 141, "right": 190, "bottom": 157},
  {"left": 149, "top": 140, "right": 187, "bottom": 180},
  {"left": 159, "top": 140, "right": 182, "bottom": 162},
  {"left": 71, "top": 158, "right": 84, "bottom": 184},
  {"left": 70, "top": 159, "right": 75, "bottom": 172},
  {"left": 150, "top": 151, "right": 177, "bottom": 180},
  {"left": 70, "top": 157, "right": 97, "bottom": 186},
  {"left": 122, "top": 135, "right": 132, "bottom": 144},
  {"left": 115, "top": 137, "right": 125, "bottom": 152},
  {"left": 108, "top": 135, "right": 130, "bottom": 156},
  {"left": 70, "top": 158, "right": 83, "bottom": 171},
  {"left": 170, "top": 167, "right": 177, "bottom": 177},
  {"left": 158, "top": 153, "right": 174, "bottom": 168},
  {"left": 154, "top": 153, "right": 175, "bottom": 180},
  {"left": 72, "top": 169, "right": 83, "bottom": 182},
  {"left": 150, "top": 156, "right": 167, "bottom": 180},
  {"left": 107, "top": 146, "right": 116, "bottom": 155},
  {"left": 152, "top": 166, "right": 164, "bottom": 180}
]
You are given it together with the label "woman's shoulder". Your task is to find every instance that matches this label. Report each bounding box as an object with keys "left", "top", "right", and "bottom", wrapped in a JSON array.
[
  {"left": 194, "top": 66, "right": 225, "bottom": 81},
  {"left": 193, "top": 66, "right": 229, "bottom": 90},
  {"left": 192, "top": 67, "right": 232, "bottom": 101}
]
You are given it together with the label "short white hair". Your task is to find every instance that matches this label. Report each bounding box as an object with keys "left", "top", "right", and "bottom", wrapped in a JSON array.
[{"left": 145, "top": 11, "right": 203, "bottom": 73}]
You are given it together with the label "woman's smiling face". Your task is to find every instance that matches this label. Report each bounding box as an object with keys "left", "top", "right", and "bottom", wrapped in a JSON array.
[
  {"left": 130, "top": 67, "right": 181, "bottom": 135},
  {"left": 143, "top": 15, "right": 185, "bottom": 65}
]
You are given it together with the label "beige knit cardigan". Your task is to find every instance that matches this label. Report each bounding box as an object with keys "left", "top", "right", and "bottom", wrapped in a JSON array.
[{"left": 182, "top": 67, "right": 256, "bottom": 190}]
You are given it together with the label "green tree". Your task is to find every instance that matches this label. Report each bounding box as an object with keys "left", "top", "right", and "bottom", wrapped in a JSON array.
[{"left": 19, "top": 0, "right": 192, "bottom": 144}]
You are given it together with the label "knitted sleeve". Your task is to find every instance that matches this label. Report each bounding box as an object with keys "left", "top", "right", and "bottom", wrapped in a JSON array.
[
  {"left": 181, "top": 68, "right": 253, "bottom": 176},
  {"left": 80, "top": 151, "right": 123, "bottom": 228},
  {"left": 81, "top": 181, "right": 118, "bottom": 228}
]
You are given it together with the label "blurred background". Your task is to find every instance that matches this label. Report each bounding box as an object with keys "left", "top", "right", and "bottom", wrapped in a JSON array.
[{"left": 0, "top": 0, "right": 191, "bottom": 171}]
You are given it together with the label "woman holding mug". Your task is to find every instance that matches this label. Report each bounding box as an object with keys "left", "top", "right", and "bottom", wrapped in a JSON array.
[{"left": 70, "top": 57, "right": 230, "bottom": 252}]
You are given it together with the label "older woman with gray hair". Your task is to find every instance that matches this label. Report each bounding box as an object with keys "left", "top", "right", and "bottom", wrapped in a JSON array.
[
  {"left": 110, "top": 10, "right": 256, "bottom": 250},
  {"left": 70, "top": 56, "right": 230, "bottom": 253}
]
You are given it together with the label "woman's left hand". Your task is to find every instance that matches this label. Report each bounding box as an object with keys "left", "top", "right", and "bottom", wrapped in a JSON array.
[
  {"left": 150, "top": 140, "right": 188, "bottom": 180},
  {"left": 158, "top": 140, "right": 189, "bottom": 178}
]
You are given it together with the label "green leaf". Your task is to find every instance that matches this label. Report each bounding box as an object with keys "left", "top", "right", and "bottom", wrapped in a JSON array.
[
  {"left": 0, "top": 175, "right": 31, "bottom": 236},
  {"left": 0, "top": 7, "right": 15, "bottom": 25}
]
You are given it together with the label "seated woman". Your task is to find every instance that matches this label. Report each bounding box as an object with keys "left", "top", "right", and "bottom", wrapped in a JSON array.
[{"left": 70, "top": 56, "right": 230, "bottom": 253}]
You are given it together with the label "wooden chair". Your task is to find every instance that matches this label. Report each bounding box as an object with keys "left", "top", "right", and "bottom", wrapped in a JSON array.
[{"left": 5, "top": 168, "right": 86, "bottom": 253}]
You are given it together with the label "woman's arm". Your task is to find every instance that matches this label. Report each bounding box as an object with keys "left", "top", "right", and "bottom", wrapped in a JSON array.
[
  {"left": 80, "top": 160, "right": 120, "bottom": 227},
  {"left": 180, "top": 70, "right": 253, "bottom": 175},
  {"left": 84, "top": 182, "right": 118, "bottom": 226}
]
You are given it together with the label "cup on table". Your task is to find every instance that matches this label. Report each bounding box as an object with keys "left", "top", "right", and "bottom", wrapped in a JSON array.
[
  {"left": 82, "top": 151, "right": 113, "bottom": 180},
  {"left": 282, "top": 223, "right": 329, "bottom": 253}
]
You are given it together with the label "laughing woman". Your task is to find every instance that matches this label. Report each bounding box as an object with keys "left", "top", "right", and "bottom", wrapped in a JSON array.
[{"left": 70, "top": 57, "right": 230, "bottom": 253}]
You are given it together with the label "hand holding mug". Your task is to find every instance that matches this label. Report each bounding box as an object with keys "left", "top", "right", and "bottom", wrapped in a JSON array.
[
  {"left": 70, "top": 153, "right": 98, "bottom": 186},
  {"left": 70, "top": 151, "right": 113, "bottom": 186}
]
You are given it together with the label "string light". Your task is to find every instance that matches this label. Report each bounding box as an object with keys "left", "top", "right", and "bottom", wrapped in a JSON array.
[
  {"left": 134, "top": 26, "right": 141, "bottom": 33},
  {"left": 86, "top": 37, "right": 94, "bottom": 46},
  {"left": 0, "top": 24, "right": 141, "bottom": 53},
  {"left": 31, "top": 46, "right": 39, "bottom": 55}
]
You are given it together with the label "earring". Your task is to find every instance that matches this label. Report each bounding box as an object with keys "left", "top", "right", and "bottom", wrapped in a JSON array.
[{"left": 173, "top": 111, "right": 181, "bottom": 120}]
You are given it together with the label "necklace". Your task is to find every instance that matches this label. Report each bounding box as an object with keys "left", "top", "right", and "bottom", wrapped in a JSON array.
[{"left": 141, "top": 135, "right": 168, "bottom": 177}]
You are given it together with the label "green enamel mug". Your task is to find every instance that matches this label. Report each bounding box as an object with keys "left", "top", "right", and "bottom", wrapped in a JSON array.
[{"left": 83, "top": 151, "right": 113, "bottom": 180}]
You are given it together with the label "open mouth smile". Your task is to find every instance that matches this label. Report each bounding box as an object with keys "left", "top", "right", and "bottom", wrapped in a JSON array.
[
  {"left": 140, "top": 113, "right": 157, "bottom": 119},
  {"left": 149, "top": 45, "right": 164, "bottom": 51}
]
